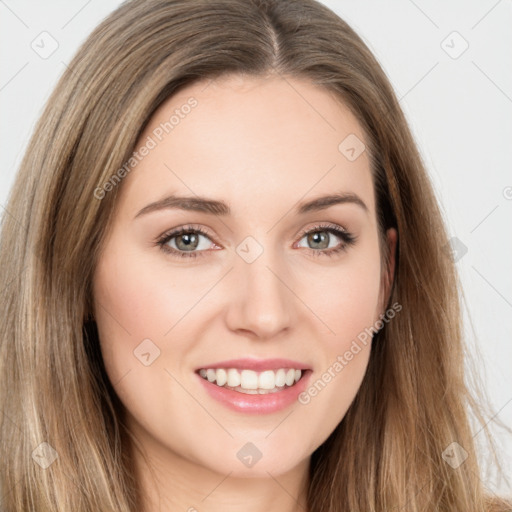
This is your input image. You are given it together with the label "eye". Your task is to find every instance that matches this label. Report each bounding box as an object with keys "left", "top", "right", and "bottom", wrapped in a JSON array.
[
  {"left": 295, "top": 223, "right": 356, "bottom": 258},
  {"left": 156, "top": 225, "right": 216, "bottom": 259}
]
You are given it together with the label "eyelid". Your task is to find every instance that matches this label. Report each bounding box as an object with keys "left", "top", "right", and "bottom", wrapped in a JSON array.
[
  {"left": 295, "top": 221, "right": 350, "bottom": 240},
  {"left": 155, "top": 224, "right": 213, "bottom": 244}
]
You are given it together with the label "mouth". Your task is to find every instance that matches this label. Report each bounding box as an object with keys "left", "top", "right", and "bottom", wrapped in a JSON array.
[
  {"left": 197, "top": 367, "right": 305, "bottom": 395},
  {"left": 194, "top": 358, "right": 312, "bottom": 414}
]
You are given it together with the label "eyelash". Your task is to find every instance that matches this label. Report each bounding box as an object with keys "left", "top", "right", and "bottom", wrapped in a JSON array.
[{"left": 155, "top": 223, "right": 357, "bottom": 260}]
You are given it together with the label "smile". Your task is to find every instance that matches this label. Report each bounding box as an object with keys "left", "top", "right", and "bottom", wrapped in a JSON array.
[{"left": 198, "top": 367, "right": 303, "bottom": 394}]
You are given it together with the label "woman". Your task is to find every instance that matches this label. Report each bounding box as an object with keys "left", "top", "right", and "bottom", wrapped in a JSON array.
[{"left": 0, "top": 0, "right": 509, "bottom": 510}]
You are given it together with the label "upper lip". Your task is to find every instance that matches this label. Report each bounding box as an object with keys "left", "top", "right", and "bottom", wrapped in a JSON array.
[{"left": 196, "top": 358, "right": 311, "bottom": 372}]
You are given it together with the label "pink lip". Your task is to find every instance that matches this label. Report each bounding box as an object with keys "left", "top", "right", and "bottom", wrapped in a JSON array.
[
  {"left": 195, "top": 358, "right": 311, "bottom": 371},
  {"left": 196, "top": 369, "right": 312, "bottom": 414}
]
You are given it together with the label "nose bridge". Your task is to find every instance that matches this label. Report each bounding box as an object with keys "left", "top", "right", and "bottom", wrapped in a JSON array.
[{"left": 227, "top": 236, "right": 292, "bottom": 337}]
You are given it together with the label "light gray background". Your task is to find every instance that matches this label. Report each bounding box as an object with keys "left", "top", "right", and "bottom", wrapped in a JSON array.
[{"left": 1, "top": 0, "right": 511, "bottom": 495}]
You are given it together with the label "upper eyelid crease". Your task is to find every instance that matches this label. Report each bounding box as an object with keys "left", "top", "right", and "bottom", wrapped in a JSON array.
[{"left": 134, "top": 192, "right": 369, "bottom": 219}]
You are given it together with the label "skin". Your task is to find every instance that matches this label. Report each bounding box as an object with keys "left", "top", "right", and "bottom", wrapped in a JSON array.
[{"left": 92, "top": 73, "right": 397, "bottom": 512}]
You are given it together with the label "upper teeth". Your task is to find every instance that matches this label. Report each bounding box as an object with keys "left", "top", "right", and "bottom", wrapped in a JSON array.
[{"left": 199, "top": 368, "right": 302, "bottom": 390}]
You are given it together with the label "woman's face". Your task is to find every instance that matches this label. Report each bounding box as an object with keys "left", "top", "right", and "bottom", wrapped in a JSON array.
[{"left": 93, "top": 74, "right": 396, "bottom": 479}]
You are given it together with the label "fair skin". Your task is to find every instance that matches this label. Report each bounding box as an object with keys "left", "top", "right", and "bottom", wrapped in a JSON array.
[{"left": 93, "top": 74, "right": 397, "bottom": 512}]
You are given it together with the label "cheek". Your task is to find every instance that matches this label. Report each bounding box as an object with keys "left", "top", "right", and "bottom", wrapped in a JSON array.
[
  {"left": 91, "top": 237, "right": 173, "bottom": 390},
  {"left": 91, "top": 239, "right": 205, "bottom": 443},
  {"left": 92, "top": 237, "right": 203, "bottom": 347},
  {"left": 293, "top": 239, "right": 382, "bottom": 438},
  {"left": 307, "top": 241, "right": 383, "bottom": 348},
  {"left": 91, "top": 234, "right": 223, "bottom": 411}
]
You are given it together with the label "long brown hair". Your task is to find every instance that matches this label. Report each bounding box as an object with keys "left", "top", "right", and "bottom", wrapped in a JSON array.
[{"left": 0, "top": 0, "right": 509, "bottom": 510}]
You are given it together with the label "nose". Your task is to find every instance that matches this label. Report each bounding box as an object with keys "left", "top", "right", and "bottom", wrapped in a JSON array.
[{"left": 224, "top": 248, "right": 294, "bottom": 339}]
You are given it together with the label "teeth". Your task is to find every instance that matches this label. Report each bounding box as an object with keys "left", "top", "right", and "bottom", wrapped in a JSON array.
[
  {"left": 258, "top": 370, "right": 275, "bottom": 390},
  {"left": 241, "top": 370, "right": 259, "bottom": 390},
  {"left": 285, "top": 369, "right": 295, "bottom": 386},
  {"left": 227, "top": 368, "right": 241, "bottom": 387},
  {"left": 275, "top": 369, "right": 286, "bottom": 387},
  {"left": 198, "top": 367, "right": 303, "bottom": 393},
  {"left": 216, "top": 368, "right": 227, "bottom": 387}
]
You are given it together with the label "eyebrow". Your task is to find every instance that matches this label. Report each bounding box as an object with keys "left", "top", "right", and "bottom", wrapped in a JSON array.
[{"left": 134, "top": 191, "right": 369, "bottom": 219}]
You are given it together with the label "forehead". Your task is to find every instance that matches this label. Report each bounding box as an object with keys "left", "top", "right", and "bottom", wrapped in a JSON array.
[{"left": 116, "top": 74, "right": 375, "bottom": 219}]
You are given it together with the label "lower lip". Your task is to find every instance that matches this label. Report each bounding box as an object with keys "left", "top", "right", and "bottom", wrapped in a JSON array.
[{"left": 196, "top": 370, "right": 312, "bottom": 414}]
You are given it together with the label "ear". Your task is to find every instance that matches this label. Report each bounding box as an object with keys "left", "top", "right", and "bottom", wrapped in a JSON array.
[{"left": 379, "top": 227, "right": 398, "bottom": 312}]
